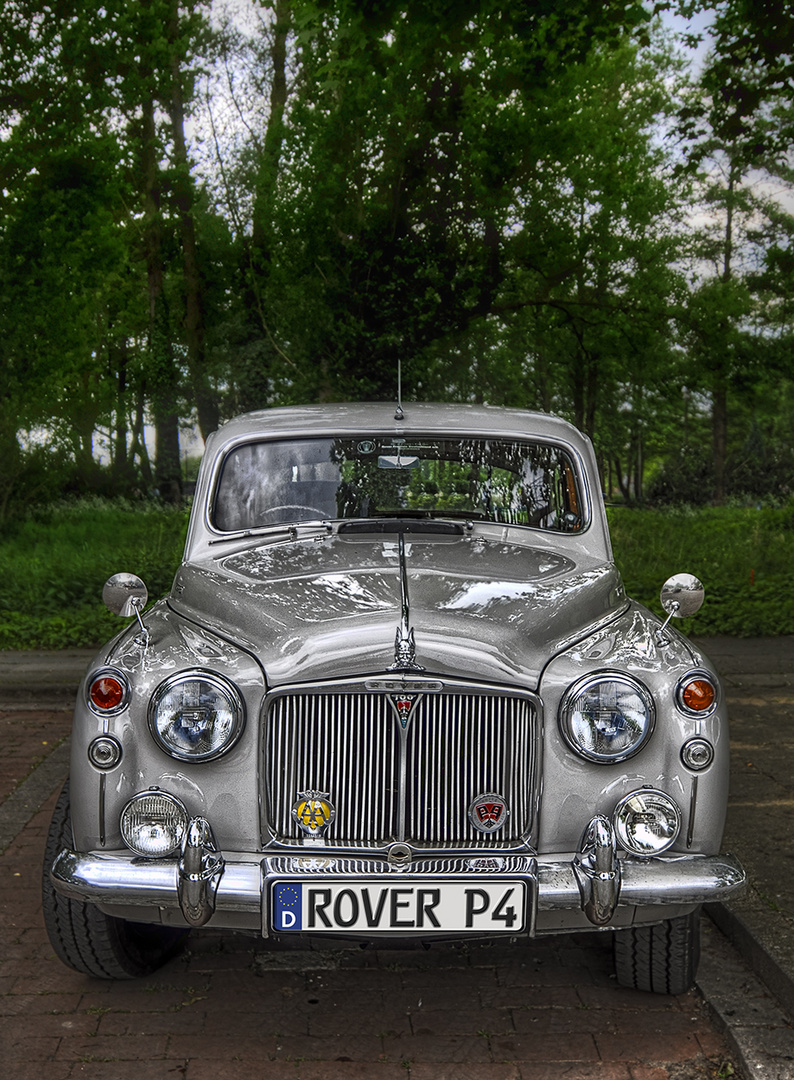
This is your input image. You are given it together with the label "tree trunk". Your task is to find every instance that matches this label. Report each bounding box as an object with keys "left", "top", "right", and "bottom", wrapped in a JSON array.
[
  {"left": 712, "top": 167, "right": 736, "bottom": 505},
  {"left": 142, "top": 91, "right": 182, "bottom": 503},
  {"left": 111, "top": 337, "right": 132, "bottom": 489},
  {"left": 712, "top": 381, "right": 728, "bottom": 504},
  {"left": 168, "top": 0, "right": 218, "bottom": 441}
]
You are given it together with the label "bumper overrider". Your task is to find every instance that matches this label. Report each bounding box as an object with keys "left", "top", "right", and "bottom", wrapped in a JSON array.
[{"left": 50, "top": 814, "right": 746, "bottom": 937}]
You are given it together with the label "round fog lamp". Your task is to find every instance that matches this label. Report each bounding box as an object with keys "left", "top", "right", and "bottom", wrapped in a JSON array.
[
  {"left": 120, "top": 791, "right": 188, "bottom": 858},
  {"left": 614, "top": 789, "right": 681, "bottom": 856}
]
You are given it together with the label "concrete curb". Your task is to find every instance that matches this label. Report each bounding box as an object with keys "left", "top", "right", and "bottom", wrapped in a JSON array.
[
  {"left": 709, "top": 900, "right": 794, "bottom": 1025},
  {"left": 698, "top": 915, "right": 794, "bottom": 1080}
]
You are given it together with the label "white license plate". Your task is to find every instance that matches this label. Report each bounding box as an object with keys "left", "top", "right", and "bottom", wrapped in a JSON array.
[{"left": 271, "top": 880, "right": 526, "bottom": 934}]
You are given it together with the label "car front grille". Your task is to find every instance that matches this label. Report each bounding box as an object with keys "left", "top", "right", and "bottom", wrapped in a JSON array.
[{"left": 264, "top": 684, "right": 538, "bottom": 848}]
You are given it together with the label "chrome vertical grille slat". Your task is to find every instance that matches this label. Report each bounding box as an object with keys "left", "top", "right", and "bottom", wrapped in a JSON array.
[{"left": 265, "top": 687, "right": 536, "bottom": 847}]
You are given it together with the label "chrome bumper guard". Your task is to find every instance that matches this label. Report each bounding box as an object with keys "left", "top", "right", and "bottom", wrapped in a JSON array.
[{"left": 51, "top": 814, "right": 746, "bottom": 932}]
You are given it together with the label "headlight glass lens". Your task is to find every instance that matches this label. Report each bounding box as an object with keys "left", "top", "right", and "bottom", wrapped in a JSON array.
[
  {"left": 559, "top": 674, "right": 655, "bottom": 763},
  {"left": 120, "top": 791, "right": 188, "bottom": 858},
  {"left": 614, "top": 789, "right": 681, "bottom": 855},
  {"left": 149, "top": 671, "right": 244, "bottom": 761}
]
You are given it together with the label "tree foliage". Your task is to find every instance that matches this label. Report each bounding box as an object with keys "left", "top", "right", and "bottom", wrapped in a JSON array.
[{"left": 0, "top": 0, "right": 793, "bottom": 520}]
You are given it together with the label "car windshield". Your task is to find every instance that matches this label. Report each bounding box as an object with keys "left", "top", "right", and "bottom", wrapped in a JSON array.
[{"left": 213, "top": 436, "right": 584, "bottom": 533}]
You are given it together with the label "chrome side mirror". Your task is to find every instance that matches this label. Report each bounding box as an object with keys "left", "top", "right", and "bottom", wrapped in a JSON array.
[
  {"left": 103, "top": 573, "right": 149, "bottom": 644},
  {"left": 657, "top": 573, "right": 704, "bottom": 643}
]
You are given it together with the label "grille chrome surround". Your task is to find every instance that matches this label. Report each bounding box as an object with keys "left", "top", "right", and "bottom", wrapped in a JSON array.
[{"left": 263, "top": 678, "right": 540, "bottom": 850}]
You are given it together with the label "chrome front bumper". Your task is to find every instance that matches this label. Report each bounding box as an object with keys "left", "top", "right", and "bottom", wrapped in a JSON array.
[{"left": 51, "top": 815, "right": 746, "bottom": 936}]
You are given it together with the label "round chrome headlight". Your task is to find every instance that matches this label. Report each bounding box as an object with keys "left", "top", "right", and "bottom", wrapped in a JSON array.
[
  {"left": 558, "top": 673, "right": 655, "bottom": 763},
  {"left": 614, "top": 789, "right": 681, "bottom": 855},
  {"left": 120, "top": 791, "right": 188, "bottom": 858},
  {"left": 149, "top": 670, "right": 245, "bottom": 762}
]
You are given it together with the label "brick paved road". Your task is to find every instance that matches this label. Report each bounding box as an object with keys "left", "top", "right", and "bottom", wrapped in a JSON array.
[{"left": 1, "top": 706, "right": 741, "bottom": 1080}]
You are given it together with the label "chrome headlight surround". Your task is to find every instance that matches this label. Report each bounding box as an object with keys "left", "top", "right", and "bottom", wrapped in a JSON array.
[
  {"left": 613, "top": 788, "right": 681, "bottom": 856},
  {"left": 120, "top": 790, "right": 189, "bottom": 858},
  {"left": 558, "top": 672, "right": 655, "bottom": 764},
  {"left": 148, "top": 669, "right": 245, "bottom": 762}
]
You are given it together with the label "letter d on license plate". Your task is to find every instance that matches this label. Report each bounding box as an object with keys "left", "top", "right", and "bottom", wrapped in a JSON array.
[{"left": 272, "top": 880, "right": 526, "bottom": 934}]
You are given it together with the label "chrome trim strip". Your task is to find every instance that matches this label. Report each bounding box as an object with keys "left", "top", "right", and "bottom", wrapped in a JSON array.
[
  {"left": 687, "top": 777, "right": 698, "bottom": 848},
  {"left": 98, "top": 774, "right": 105, "bottom": 848}
]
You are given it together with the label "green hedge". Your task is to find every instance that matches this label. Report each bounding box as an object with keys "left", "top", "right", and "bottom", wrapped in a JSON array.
[
  {"left": 0, "top": 498, "right": 188, "bottom": 649},
  {"left": 607, "top": 504, "right": 794, "bottom": 637}
]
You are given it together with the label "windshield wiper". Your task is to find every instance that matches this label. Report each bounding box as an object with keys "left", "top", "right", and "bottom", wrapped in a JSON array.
[
  {"left": 208, "top": 520, "right": 333, "bottom": 545},
  {"left": 338, "top": 518, "right": 464, "bottom": 536}
]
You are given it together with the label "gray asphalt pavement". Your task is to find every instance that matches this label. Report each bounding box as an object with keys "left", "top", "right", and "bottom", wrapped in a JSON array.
[{"left": 2, "top": 638, "right": 794, "bottom": 1078}]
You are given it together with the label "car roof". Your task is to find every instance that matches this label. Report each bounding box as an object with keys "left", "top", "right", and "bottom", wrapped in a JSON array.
[{"left": 205, "top": 401, "right": 591, "bottom": 452}]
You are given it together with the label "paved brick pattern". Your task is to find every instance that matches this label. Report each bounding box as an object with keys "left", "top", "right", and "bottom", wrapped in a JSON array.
[
  {"left": 0, "top": 707, "right": 71, "bottom": 803},
  {"left": 1, "top": 706, "right": 741, "bottom": 1079}
]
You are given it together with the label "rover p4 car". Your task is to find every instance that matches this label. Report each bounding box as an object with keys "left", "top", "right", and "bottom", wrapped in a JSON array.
[{"left": 43, "top": 402, "right": 745, "bottom": 993}]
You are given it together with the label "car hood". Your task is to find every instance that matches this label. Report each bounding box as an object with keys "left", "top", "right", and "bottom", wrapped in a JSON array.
[{"left": 169, "top": 532, "right": 626, "bottom": 689}]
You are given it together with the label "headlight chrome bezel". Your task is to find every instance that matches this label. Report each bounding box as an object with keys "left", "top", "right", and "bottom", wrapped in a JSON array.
[
  {"left": 148, "top": 669, "right": 246, "bottom": 762},
  {"left": 558, "top": 671, "right": 656, "bottom": 764}
]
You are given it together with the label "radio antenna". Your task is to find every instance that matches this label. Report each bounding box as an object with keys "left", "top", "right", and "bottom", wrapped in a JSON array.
[{"left": 394, "top": 356, "right": 404, "bottom": 421}]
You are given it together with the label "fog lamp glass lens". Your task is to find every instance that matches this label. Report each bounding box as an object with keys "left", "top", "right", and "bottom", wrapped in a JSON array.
[
  {"left": 560, "top": 675, "right": 654, "bottom": 762},
  {"left": 150, "top": 673, "right": 243, "bottom": 761},
  {"left": 120, "top": 792, "right": 187, "bottom": 858},
  {"left": 614, "top": 790, "right": 680, "bottom": 855}
]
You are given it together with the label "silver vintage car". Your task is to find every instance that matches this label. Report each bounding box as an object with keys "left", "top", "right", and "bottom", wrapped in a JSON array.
[{"left": 43, "top": 402, "right": 745, "bottom": 992}]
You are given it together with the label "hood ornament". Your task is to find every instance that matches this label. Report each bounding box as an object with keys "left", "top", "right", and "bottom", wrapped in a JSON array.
[{"left": 388, "top": 532, "right": 424, "bottom": 671}]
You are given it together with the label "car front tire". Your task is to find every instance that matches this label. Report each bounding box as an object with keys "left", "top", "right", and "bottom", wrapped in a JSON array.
[
  {"left": 42, "top": 780, "right": 187, "bottom": 979},
  {"left": 613, "top": 909, "right": 701, "bottom": 995}
]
